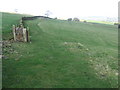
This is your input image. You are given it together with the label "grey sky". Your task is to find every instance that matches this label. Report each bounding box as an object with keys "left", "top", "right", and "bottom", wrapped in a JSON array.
[{"left": 0, "top": 0, "right": 119, "bottom": 19}]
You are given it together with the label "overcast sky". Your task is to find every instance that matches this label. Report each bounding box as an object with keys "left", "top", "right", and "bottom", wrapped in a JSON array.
[{"left": 0, "top": 0, "right": 119, "bottom": 19}]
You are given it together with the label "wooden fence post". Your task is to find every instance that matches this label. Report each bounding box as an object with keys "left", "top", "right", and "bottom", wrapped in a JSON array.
[
  {"left": 23, "top": 28, "right": 27, "bottom": 42},
  {"left": 12, "top": 25, "right": 16, "bottom": 41},
  {"left": 27, "top": 27, "right": 29, "bottom": 42}
]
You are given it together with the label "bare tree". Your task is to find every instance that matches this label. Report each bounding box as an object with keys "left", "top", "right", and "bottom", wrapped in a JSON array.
[
  {"left": 45, "top": 10, "right": 52, "bottom": 17},
  {"left": 14, "top": 9, "right": 18, "bottom": 13}
]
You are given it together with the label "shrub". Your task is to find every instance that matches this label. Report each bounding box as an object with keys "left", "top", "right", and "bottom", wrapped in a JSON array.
[
  {"left": 84, "top": 20, "right": 87, "bottom": 23},
  {"left": 68, "top": 18, "right": 72, "bottom": 21}
]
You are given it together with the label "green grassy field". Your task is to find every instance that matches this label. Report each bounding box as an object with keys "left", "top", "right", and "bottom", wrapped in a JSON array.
[{"left": 2, "top": 12, "right": 118, "bottom": 88}]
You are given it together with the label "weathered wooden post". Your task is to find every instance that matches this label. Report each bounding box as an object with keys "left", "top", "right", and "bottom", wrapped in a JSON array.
[
  {"left": 12, "top": 25, "right": 16, "bottom": 41},
  {"left": 23, "top": 28, "right": 27, "bottom": 42},
  {"left": 26, "top": 27, "right": 30, "bottom": 42}
]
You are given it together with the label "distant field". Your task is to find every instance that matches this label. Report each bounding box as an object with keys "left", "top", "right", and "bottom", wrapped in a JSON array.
[
  {"left": 2, "top": 12, "right": 118, "bottom": 88},
  {"left": 87, "top": 20, "right": 115, "bottom": 25}
]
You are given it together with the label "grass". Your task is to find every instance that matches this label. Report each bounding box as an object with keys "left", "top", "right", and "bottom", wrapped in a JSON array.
[{"left": 2, "top": 13, "right": 118, "bottom": 88}]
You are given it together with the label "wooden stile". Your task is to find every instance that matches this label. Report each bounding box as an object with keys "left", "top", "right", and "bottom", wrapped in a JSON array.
[{"left": 12, "top": 24, "right": 29, "bottom": 42}]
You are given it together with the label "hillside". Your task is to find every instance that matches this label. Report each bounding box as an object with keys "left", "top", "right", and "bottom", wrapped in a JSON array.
[{"left": 2, "top": 13, "right": 118, "bottom": 88}]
